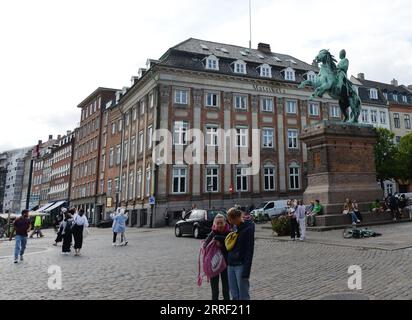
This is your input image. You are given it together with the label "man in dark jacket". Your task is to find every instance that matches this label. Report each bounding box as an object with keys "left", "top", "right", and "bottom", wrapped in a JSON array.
[
  {"left": 226, "top": 207, "right": 255, "bottom": 300},
  {"left": 388, "top": 194, "right": 399, "bottom": 221}
]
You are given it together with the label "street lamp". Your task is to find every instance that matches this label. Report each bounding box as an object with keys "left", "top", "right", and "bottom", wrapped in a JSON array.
[{"left": 208, "top": 184, "right": 213, "bottom": 210}]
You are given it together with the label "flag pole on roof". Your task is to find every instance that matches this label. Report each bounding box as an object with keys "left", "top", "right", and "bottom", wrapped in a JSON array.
[{"left": 249, "top": 0, "right": 252, "bottom": 50}]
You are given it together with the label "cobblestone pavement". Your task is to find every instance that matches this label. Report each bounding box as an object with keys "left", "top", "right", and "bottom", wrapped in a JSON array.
[{"left": 1, "top": 222, "right": 412, "bottom": 300}]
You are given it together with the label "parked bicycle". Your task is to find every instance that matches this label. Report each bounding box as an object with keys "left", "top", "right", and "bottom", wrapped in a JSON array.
[{"left": 343, "top": 226, "right": 382, "bottom": 239}]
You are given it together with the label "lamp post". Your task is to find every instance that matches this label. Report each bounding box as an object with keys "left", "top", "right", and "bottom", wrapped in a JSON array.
[{"left": 208, "top": 184, "right": 213, "bottom": 210}]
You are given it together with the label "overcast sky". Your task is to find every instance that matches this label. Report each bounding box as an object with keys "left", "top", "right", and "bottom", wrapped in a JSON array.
[{"left": 1, "top": 0, "right": 411, "bottom": 152}]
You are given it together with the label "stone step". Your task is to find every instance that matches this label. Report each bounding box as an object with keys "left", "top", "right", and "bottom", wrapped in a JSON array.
[{"left": 313, "top": 211, "right": 394, "bottom": 227}]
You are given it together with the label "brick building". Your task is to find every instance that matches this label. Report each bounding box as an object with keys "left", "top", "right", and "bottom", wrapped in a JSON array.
[{"left": 70, "top": 88, "right": 118, "bottom": 223}]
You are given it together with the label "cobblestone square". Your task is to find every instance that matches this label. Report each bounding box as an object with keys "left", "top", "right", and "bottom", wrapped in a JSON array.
[{"left": 1, "top": 222, "right": 412, "bottom": 300}]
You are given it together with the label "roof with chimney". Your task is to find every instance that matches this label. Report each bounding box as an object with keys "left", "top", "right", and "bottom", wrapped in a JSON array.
[
  {"left": 157, "top": 38, "right": 319, "bottom": 83},
  {"left": 352, "top": 75, "right": 412, "bottom": 106}
]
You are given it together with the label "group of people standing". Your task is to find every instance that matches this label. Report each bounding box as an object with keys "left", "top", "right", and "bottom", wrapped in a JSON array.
[
  {"left": 201, "top": 207, "right": 255, "bottom": 300},
  {"left": 287, "top": 199, "right": 308, "bottom": 241},
  {"left": 54, "top": 207, "right": 89, "bottom": 256}
]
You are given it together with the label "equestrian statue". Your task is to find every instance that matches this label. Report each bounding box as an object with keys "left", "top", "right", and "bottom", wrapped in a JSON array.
[{"left": 299, "top": 49, "right": 361, "bottom": 123}]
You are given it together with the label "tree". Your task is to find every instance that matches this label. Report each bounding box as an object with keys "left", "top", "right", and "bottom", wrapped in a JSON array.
[
  {"left": 396, "top": 133, "right": 412, "bottom": 182},
  {"left": 374, "top": 128, "right": 399, "bottom": 189}
]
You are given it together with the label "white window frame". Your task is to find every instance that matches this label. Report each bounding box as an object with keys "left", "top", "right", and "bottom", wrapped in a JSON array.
[
  {"left": 236, "top": 167, "right": 249, "bottom": 192},
  {"left": 308, "top": 102, "right": 320, "bottom": 116},
  {"left": 284, "top": 67, "right": 296, "bottom": 81},
  {"left": 394, "top": 113, "right": 400, "bottom": 128},
  {"left": 233, "top": 60, "right": 247, "bottom": 74},
  {"left": 369, "top": 89, "right": 378, "bottom": 100},
  {"left": 205, "top": 55, "right": 219, "bottom": 71},
  {"left": 174, "top": 89, "right": 188, "bottom": 105},
  {"left": 307, "top": 71, "right": 316, "bottom": 83},
  {"left": 405, "top": 114, "right": 411, "bottom": 129},
  {"left": 361, "top": 109, "right": 369, "bottom": 123},
  {"left": 289, "top": 163, "right": 300, "bottom": 190},
  {"left": 288, "top": 129, "right": 299, "bottom": 149},
  {"left": 261, "top": 97, "right": 274, "bottom": 112},
  {"left": 260, "top": 64, "right": 272, "bottom": 78},
  {"left": 136, "top": 170, "right": 142, "bottom": 198},
  {"left": 172, "top": 167, "right": 187, "bottom": 194},
  {"left": 205, "top": 92, "right": 219, "bottom": 108},
  {"left": 330, "top": 105, "right": 341, "bottom": 118},
  {"left": 139, "top": 131, "right": 144, "bottom": 153},
  {"left": 262, "top": 128, "right": 274, "bottom": 148},
  {"left": 205, "top": 125, "right": 219, "bottom": 147},
  {"left": 236, "top": 127, "right": 248, "bottom": 148},
  {"left": 147, "top": 126, "right": 153, "bottom": 149},
  {"left": 380, "top": 111, "right": 387, "bottom": 125},
  {"left": 205, "top": 166, "right": 219, "bottom": 193},
  {"left": 145, "top": 168, "right": 151, "bottom": 197},
  {"left": 234, "top": 95, "right": 248, "bottom": 110},
  {"left": 286, "top": 100, "right": 297, "bottom": 114},
  {"left": 371, "top": 110, "right": 378, "bottom": 123},
  {"left": 173, "top": 121, "right": 189, "bottom": 146},
  {"left": 263, "top": 166, "right": 276, "bottom": 191},
  {"left": 393, "top": 94, "right": 398, "bottom": 102}
]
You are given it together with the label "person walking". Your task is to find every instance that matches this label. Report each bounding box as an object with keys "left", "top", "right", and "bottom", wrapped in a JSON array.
[
  {"left": 53, "top": 208, "right": 66, "bottom": 246},
  {"left": 29, "top": 214, "right": 44, "bottom": 238},
  {"left": 72, "top": 209, "right": 89, "bottom": 256},
  {"left": 203, "top": 214, "right": 231, "bottom": 300},
  {"left": 226, "top": 207, "right": 255, "bottom": 300},
  {"left": 111, "top": 208, "right": 128, "bottom": 246},
  {"left": 9, "top": 209, "right": 31, "bottom": 264},
  {"left": 295, "top": 200, "right": 306, "bottom": 241},
  {"left": 388, "top": 194, "right": 399, "bottom": 221},
  {"left": 61, "top": 208, "right": 75, "bottom": 255},
  {"left": 288, "top": 200, "right": 300, "bottom": 240}
]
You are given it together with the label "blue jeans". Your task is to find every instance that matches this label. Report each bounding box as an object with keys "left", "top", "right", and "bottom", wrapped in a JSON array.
[
  {"left": 227, "top": 265, "right": 250, "bottom": 300},
  {"left": 348, "top": 212, "right": 359, "bottom": 223},
  {"left": 14, "top": 235, "right": 27, "bottom": 260}
]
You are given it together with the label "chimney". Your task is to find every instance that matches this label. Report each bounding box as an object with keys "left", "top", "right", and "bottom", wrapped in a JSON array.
[
  {"left": 131, "top": 76, "right": 139, "bottom": 86},
  {"left": 391, "top": 78, "right": 399, "bottom": 87},
  {"left": 57, "top": 135, "right": 61, "bottom": 140},
  {"left": 358, "top": 73, "right": 365, "bottom": 80},
  {"left": 67, "top": 130, "right": 71, "bottom": 135},
  {"left": 48, "top": 135, "right": 53, "bottom": 140},
  {"left": 257, "top": 43, "right": 271, "bottom": 54},
  {"left": 408, "top": 85, "right": 412, "bottom": 91},
  {"left": 38, "top": 140, "right": 42, "bottom": 145}
]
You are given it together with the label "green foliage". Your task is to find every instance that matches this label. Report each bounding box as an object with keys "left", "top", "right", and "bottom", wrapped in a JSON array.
[
  {"left": 374, "top": 128, "right": 399, "bottom": 185},
  {"left": 271, "top": 215, "right": 291, "bottom": 237},
  {"left": 396, "top": 133, "right": 412, "bottom": 182}
]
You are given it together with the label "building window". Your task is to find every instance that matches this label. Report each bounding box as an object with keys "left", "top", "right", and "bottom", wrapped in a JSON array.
[
  {"left": 147, "top": 126, "right": 153, "bottom": 149},
  {"left": 330, "top": 105, "right": 341, "bottom": 118},
  {"left": 149, "top": 93, "right": 154, "bottom": 108},
  {"left": 115, "top": 145, "right": 121, "bottom": 165},
  {"left": 380, "top": 111, "right": 387, "bottom": 125},
  {"left": 402, "top": 95, "right": 408, "bottom": 103},
  {"left": 101, "top": 154, "right": 106, "bottom": 172},
  {"left": 139, "top": 131, "right": 144, "bottom": 153},
  {"left": 286, "top": 100, "right": 297, "bottom": 114},
  {"left": 396, "top": 136, "right": 401, "bottom": 144},
  {"left": 205, "top": 167, "right": 219, "bottom": 192},
  {"left": 262, "top": 128, "right": 274, "bottom": 148},
  {"left": 206, "top": 125, "right": 218, "bottom": 146},
  {"left": 111, "top": 122, "right": 116, "bottom": 135},
  {"left": 393, "top": 94, "right": 398, "bottom": 102},
  {"left": 308, "top": 103, "right": 320, "bottom": 116},
  {"left": 369, "top": 89, "right": 378, "bottom": 100},
  {"left": 260, "top": 64, "right": 272, "bottom": 78},
  {"left": 128, "top": 172, "right": 134, "bottom": 200},
  {"left": 123, "top": 141, "right": 128, "bottom": 163},
  {"left": 284, "top": 67, "right": 296, "bottom": 81},
  {"left": 173, "top": 121, "right": 188, "bottom": 145},
  {"left": 394, "top": 113, "right": 400, "bottom": 128},
  {"left": 136, "top": 170, "right": 142, "bottom": 198},
  {"left": 236, "top": 167, "right": 249, "bottom": 192},
  {"left": 132, "top": 107, "right": 137, "bottom": 121},
  {"left": 288, "top": 129, "right": 299, "bottom": 149},
  {"left": 261, "top": 97, "right": 273, "bottom": 112},
  {"left": 361, "top": 109, "right": 369, "bottom": 123},
  {"left": 264, "top": 166, "right": 276, "bottom": 191},
  {"left": 371, "top": 110, "right": 378, "bottom": 123},
  {"left": 114, "top": 178, "right": 120, "bottom": 192},
  {"left": 405, "top": 115, "right": 411, "bottom": 129},
  {"left": 386, "top": 183, "right": 394, "bottom": 196},
  {"left": 174, "top": 89, "right": 188, "bottom": 105},
  {"left": 145, "top": 169, "right": 151, "bottom": 197},
  {"left": 236, "top": 127, "right": 248, "bottom": 147},
  {"left": 130, "top": 137, "right": 136, "bottom": 159},
  {"left": 125, "top": 113, "right": 130, "bottom": 127},
  {"left": 107, "top": 180, "right": 112, "bottom": 196},
  {"left": 205, "top": 92, "right": 219, "bottom": 107},
  {"left": 234, "top": 60, "right": 247, "bottom": 74},
  {"left": 205, "top": 55, "right": 219, "bottom": 70},
  {"left": 383, "top": 92, "right": 388, "bottom": 100},
  {"left": 307, "top": 72, "right": 316, "bottom": 83},
  {"left": 172, "top": 167, "right": 187, "bottom": 194},
  {"left": 289, "top": 163, "right": 300, "bottom": 190},
  {"left": 234, "top": 95, "right": 247, "bottom": 110}
]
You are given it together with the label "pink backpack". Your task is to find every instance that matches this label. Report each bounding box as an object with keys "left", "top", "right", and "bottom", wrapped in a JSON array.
[{"left": 197, "top": 239, "right": 227, "bottom": 286}]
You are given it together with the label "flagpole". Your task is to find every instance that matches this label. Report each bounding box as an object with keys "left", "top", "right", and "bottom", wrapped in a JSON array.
[{"left": 249, "top": 0, "right": 252, "bottom": 49}]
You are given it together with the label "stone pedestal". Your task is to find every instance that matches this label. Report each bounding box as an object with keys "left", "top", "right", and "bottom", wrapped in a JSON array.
[{"left": 300, "top": 121, "right": 383, "bottom": 215}]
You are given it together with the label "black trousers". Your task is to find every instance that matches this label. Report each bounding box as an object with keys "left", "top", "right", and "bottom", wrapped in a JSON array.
[
  {"left": 72, "top": 224, "right": 84, "bottom": 249},
  {"left": 113, "top": 232, "right": 125, "bottom": 243},
  {"left": 55, "top": 232, "right": 63, "bottom": 243},
  {"left": 62, "top": 232, "right": 72, "bottom": 253},
  {"left": 210, "top": 268, "right": 230, "bottom": 300},
  {"left": 290, "top": 218, "right": 301, "bottom": 239}
]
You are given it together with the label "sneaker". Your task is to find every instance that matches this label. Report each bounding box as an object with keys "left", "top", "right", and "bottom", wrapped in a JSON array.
[
  {"left": 352, "top": 222, "right": 357, "bottom": 225},
  {"left": 357, "top": 220, "right": 361, "bottom": 224},
  {"left": 14, "top": 259, "right": 18, "bottom": 264},
  {"left": 120, "top": 242, "right": 125, "bottom": 246},
  {"left": 124, "top": 241, "right": 128, "bottom": 246},
  {"left": 112, "top": 243, "right": 117, "bottom": 247}
]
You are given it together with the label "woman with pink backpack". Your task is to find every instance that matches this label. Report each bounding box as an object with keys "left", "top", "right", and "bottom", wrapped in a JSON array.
[{"left": 199, "top": 214, "right": 231, "bottom": 300}]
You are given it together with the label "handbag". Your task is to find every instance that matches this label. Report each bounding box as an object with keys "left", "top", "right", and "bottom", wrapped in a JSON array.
[{"left": 225, "top": 231, "right": 239, "bottom": 252}]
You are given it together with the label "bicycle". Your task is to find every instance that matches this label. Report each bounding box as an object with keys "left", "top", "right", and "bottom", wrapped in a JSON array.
[{"left": 343, "top": 226, "right": 382, "bottom": 239}]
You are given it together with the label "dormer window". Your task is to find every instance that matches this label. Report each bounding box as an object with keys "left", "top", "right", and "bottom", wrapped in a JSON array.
[
  {"left": 383, "top": 92, "right": 388, "bottom": 100},
  {"left": 369, "top": 88, "right": 378, "bottom": 100},
  {"left": 205, "top": 55, "right": 219, "bottom": 71},
  {"left": 284, "top": 67, "right": 296, "bottom": 81},
  {"left": 260, "top": 64, "right": 272, "bottom": 78},
  {"left": 393, "top": 94, "right": 398, "bottom": 102},
  {"left": 402, "top": 95, "right": 408, "bottom": 103},
  {"left": 233, "top": 60, "right": 247, "bottom": 74},
  {"left": 307, "top": 71, "right": 316, "bottom": 83}
]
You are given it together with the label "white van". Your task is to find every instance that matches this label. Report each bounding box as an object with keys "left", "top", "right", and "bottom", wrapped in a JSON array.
[{"left": 251, "top": 200, "right": 289, "bottom": 220}]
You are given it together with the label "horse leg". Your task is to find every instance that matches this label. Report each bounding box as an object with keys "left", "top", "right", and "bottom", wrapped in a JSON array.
[{"left": 298, "top": 80, "right": 311, "bottom": 89}]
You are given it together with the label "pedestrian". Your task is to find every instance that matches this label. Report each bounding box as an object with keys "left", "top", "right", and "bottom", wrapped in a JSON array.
[
  {"left": 388, "top": 194, "right": 399, "bottom": 221},
  {"left": 352, "top": 200, "right": 363, "bottom": 222},
  {"left": 288, "top": 200, "right": 300, "bottom": 240},
  {"left": 295, "top": 200, "right": 306, "bottom": 241},
  {"left": 29, "top": 214, "right": 44, "bottom": 238},
  {"left": 72, "top": 209, "right": 89, "bottom": 256},
  {"left": 343, "top": 199, "right": 360, "bottom": 225},
  {"left": 307, "top": 200, "right": 323, "bottom": 227},
  {"left": 111, "top": 208, "right": 128, "bottom": 246},
  {"left": 181, "top": 208, "right": 186, "bottom": 219},
  {"left": 203, "top": 214, "right": 231, "bottom": 300},
  {"left": 9, "top": 209, "right": 31, "bottom": 264},
  {"left": 61, "top": 208, "right": 75, "bottom": 255},
  {"left": 226, "top": 207, "right": 255, "bottom": 300}
]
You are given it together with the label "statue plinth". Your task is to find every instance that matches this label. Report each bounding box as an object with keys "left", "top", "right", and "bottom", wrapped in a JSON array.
[{"left": 300, "top": 121, "right": 383, "bottom": 215}]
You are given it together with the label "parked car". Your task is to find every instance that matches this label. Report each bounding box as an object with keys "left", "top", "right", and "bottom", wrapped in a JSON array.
[
  {"left": 174, "top": 209, "right": 226, "bottom": 239},
  {"left": 251, "top": 200, "right": 288, "bottom": 221}
]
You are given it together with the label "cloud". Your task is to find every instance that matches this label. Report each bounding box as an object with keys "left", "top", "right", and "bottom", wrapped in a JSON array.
[{"left": 0, "top": 0, "right": 411, "bottom": 151}]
